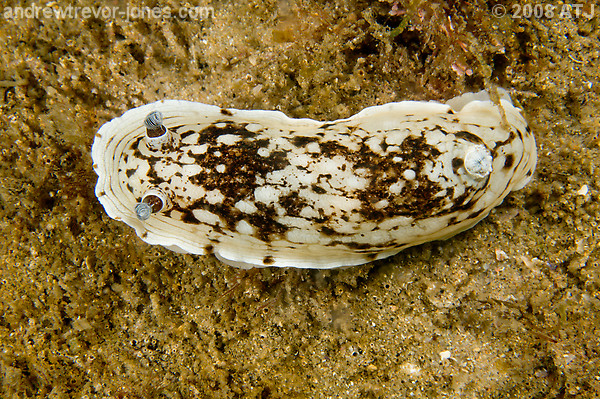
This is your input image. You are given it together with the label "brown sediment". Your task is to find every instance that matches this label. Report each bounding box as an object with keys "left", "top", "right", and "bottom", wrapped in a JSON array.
[{"left": 0, "top": 1, "right": 599, "bottom": 398}]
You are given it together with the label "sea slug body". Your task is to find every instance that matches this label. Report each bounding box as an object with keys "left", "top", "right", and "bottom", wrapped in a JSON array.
[{"left": 92, "top": 90, "right": 536, "bottom": 269}]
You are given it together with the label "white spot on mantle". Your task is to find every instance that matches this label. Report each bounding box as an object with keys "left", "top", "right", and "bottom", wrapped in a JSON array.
[
  {"left": 388, "top": 180, "right": 405, "bottom": 194},
  {"left": 192, "top": 209, "right": 221, "bottom": 225},
  {"left": 254, "top": 186, "right": 281, "bottom": 204},
  {"left": 258, "top": 147, "right": 270, "bottom": 157},
  {"left": 235, "top": 200, "right": 258, "bottom": 214},
  {"left": 205, "top": 189, "right": 224, "bottom": 204},
  {"left": 306, "top": 142, "right": 320, "bottom": 153},
  {"left": 403, "top": 169, "right": 416, "bottom": 180},
  {"left": 286, "top": 228, "right": 321, "bottom": 244},
  {"left": 217, "top": 134, "right": 242, "bottom": 145},
  {"left": 236, "top": 220, "right": 254, "bottom": 235}
]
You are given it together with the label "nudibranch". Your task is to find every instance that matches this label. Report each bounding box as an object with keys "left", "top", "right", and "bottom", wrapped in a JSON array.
[{"left": 92, "top": 90, "right": 536, "bottom": 269}]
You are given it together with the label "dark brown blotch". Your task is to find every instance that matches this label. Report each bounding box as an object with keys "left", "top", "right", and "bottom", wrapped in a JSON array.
[
  {"left": 452, "top": 158, "right": 463, "bottom": 173},
  {"left": 503, "top": 154, "right": 514, "bottom": 169},
  {"left": 454, "top": 131, "right": 484, "bottom": 145},
  {"left": 181, "top": 210, "right": 201, "bottom": 224},
  {"left": 467, "top": 209, "right": 485, "bottom": 220},
  {"left": 494, "top": 130, "right": 517, "bottom": 147},
  {"left": 292, "top": 136, "right": 319, "bottom": 147},
  {"left": 365, "top": 253, "right": 378, "bottom": 261},
  {"left": 255, "top": 138, "right": 270, "bottom": 148},
  {"left": 345, "top": 242, "right": 373, "bottom": 250},
  {"left": 320, "top": 226, "right": 336, "bottom": 236},
  {"left": 311, "top": 184, "right": 327, "bottom": 194},
  {"left": 180, "top": 130, "right": 197, "bottom": 140},
  {"left": 263, "top": 255, "right": 274, "bottom": 265}
]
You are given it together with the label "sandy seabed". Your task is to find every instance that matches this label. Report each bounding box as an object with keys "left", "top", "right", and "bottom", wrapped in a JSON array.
[{"left": 1, "top": 1, "right": 599, "bottom": 398}]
